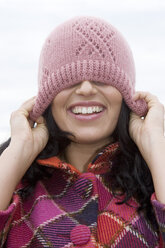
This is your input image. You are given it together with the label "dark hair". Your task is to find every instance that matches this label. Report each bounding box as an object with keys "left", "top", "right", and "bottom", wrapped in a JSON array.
[{"left": 0, "top": 100, "right": 157, "bottom": 230}]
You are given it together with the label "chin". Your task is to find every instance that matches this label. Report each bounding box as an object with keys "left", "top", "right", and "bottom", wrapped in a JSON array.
[{"left": 69, "top": 134, "right": 112, "bottom": 145}]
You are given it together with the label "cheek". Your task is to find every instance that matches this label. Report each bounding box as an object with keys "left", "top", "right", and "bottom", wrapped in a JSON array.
[
  {"left": 110, "top": 92, "right": 122, "bottom": 105},
  {"left": 107, "top": 99, "right": 122, "bottom": 128},
  {"left": 51, "top": 105, "right": 63, "bottom": 128},
  {"left": 51, "top": 93, "right": 68, "bottom": 128},
  {"left": 51, "top": 101, "right": 71, "bottom": 133},
  {"left": 101, "top": 86, "right": 122, "bottom": 105}
]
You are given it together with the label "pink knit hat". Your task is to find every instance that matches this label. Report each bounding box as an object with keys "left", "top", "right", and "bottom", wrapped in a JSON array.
[{"left": 30, "top": 16, "right": 147, "bottom": 121}]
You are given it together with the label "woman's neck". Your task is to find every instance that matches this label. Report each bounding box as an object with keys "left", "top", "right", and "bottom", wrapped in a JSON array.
[{"left": 61, "top": 139, "right": 113, "bottom": 173}]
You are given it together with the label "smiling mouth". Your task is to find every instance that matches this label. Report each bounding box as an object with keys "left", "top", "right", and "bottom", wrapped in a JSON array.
[{"left": 71, "top": 106, "right": 104, "bottom": 115}]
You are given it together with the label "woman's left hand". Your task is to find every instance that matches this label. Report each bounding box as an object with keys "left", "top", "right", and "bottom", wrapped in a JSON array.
[
  {"left": 129, "top": 91, "right": 164, "bottom": 162},
  {"left": 129, "top": 91, "right": 165, "bottom": 203}
]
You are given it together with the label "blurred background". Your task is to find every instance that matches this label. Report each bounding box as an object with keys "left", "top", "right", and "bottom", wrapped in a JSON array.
[{"left": 0, "top": 0, "right": 165, "bottom": 143}]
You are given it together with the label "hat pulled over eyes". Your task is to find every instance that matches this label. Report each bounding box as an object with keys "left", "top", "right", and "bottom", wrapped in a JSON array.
[{"left": 30, "top": 16, "right": 147, "bottom": 121}]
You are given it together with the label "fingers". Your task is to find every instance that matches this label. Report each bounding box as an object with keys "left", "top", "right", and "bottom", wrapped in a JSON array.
[
  {"left": 19, "top": 96, "right": 36, "bottom": 113},
  {"left": 18, "top": 97, "right": 37, "bottom": 124},
  {"left": 133, "top": 91, "right": 164, "bottom": 111},
  {"left": 133, "top": 91, "right": 159, "bottom": 105},
  {"left": 10, "top": 97, "right": 37, "bottom": 128},
  {"left": 131, "top": 91, "right": 165, "bottom": 131},
  {"left": 32, "top": 116, "right": 46, "bottom": 128},
  {"left": 129, "top": 112, "right": 144, "bottom": 129}
]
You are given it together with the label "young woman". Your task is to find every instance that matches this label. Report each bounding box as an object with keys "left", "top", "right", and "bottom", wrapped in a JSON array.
[{"left": 0, "top": 16, "right": 165, "bottom": 247}]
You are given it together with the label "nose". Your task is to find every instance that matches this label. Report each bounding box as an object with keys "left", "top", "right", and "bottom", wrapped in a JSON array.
[{"left": 75, "top": 81, "right": 97, "bottom": 96}]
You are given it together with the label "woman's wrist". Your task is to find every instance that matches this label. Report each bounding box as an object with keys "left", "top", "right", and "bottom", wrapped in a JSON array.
[
  {"left": 9, "top": 138, "right": 37, "bottom": 164},
  {"left": 139, "top": 135, "right": 165, "bottom": 166},
  {"left": 144, "top": 138, "right": 165, "bottom": 204},
  {"left": 0, "top": 142, "right": 35, "bottom": 210}
]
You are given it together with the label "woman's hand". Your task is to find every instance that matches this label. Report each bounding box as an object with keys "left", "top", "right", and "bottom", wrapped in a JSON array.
[
  {"left": 129, "top": 91, "right": 164, "bottom": 164},
  {"left": 10, "top": 96, "right": 49, "bottom": 161},
  {"left": 0, "top": 97, "right": 49, "bottom": 210},
  {"left": 129, "top": 91, "right": 165, "bottom": 203}
]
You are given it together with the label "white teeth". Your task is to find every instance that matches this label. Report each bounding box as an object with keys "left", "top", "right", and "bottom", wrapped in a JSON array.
[
  {"left": 82, "top": 107, "right": 87, "bottom": 114},
  {"left": 71, "top": 106, "right": 104, "bottom": 114},
  {"left": 88, "top": 107, "right": 92, "bottom": 113}
]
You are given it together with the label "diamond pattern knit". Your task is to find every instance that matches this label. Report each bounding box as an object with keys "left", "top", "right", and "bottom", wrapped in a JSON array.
[{"left": 0, "top": 143, "right": 164, "bottom": 247}]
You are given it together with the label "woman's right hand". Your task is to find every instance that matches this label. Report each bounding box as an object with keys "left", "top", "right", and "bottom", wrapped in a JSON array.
[
  {"left": 9, "top": 96, "right": 49, "bottom": 161},
  {"left": 0, "top": 96, "right": 49, "bottom": 210}
]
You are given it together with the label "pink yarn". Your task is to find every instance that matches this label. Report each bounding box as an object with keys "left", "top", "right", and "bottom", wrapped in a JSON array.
[{"left": 30, "top": 16, "right": 147, "bottom": 121}]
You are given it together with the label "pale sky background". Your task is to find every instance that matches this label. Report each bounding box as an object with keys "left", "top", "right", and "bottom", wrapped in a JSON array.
[{"left": 0, "top": 0, "right": 165, "bottom": 143}]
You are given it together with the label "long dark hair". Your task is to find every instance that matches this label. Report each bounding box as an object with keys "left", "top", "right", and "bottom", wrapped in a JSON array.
[{"left": 0, "top": 100, "right": 157, "bottom": 230}]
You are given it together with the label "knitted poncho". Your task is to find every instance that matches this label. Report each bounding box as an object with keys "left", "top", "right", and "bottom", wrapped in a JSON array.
[{"left": 0, "top": 143, "right": 164, "bottom": 247}]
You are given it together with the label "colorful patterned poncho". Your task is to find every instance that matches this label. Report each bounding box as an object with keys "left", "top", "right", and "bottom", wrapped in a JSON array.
[{"left": 0, "top": 143, "right": 164, "bottom": 247}]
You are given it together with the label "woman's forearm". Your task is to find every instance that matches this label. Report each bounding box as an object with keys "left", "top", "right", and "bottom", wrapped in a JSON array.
[
  {"left": 0, "top": 142, "right": 34, "bottom": 210},
  {"left": 146, "top": 138, "right": 165, "bottom": 204}
]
